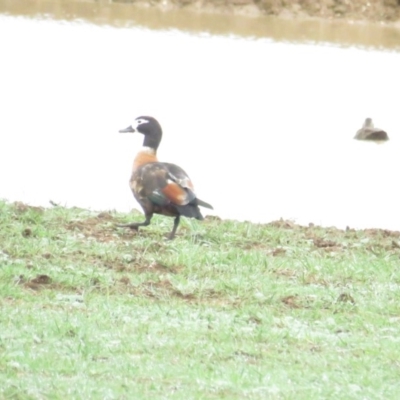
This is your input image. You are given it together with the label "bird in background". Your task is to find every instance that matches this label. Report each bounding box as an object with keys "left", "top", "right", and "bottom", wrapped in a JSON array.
[
  {"left": 354, "top": 118, "right": 389, "bottom": 141},
  {"left": 118, "top": 116, "right": 213, "bottom": 239}
]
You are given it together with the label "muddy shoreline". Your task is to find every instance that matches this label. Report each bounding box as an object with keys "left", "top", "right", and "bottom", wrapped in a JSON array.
[{"left": 115, "top": 0, "right": 400, "bottom": 23}]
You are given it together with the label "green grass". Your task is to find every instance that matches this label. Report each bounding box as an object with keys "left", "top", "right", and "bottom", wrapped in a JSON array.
[{"left": 1, "top": 199, "right": 400, "bottom": 399}]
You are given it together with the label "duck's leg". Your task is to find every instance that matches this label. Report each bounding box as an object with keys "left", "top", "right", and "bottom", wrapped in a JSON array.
[
  {"left": 168, "top": 216, "right": 180, "bottom": 240},
  {"left": 117, "top": 213, "right": 152, "bottom": 231}
]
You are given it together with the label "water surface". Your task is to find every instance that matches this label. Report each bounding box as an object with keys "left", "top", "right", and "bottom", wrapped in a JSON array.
[{"left": 1, "top": 0, "right": 400, "bottom": 230}]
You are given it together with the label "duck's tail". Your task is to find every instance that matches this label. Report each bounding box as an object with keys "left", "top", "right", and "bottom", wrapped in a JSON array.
[
  {"left": 196, "top": 198, "right": 213, "bottom": 210},
  {"left": 175, "top": 204, "right": 204, "bottom": 220},
  {"left": 175, "top": 197, "right": 213, "bottom": 220}
]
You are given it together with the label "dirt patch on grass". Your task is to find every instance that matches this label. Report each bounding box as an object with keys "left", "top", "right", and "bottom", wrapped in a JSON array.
[
  {"left": 110, "top": 276, "right": 228, "bottom": 303},
  {"left": 110, "top": 259, "right": 182, "bottom": 274},
  {"left": 16, "top": 274, "right": 70, "bottom": 292},
  {"left": 281, "top": 295, "right": 302, "bottom": 308},
  {"left": 267, "top": 219, "right": 400, "bottom": 254},
  {"left": 65, "top": 213, "right": 118, "bottom": 243},
  {"left": 12, "top": 201, "right": 44, "bottom": 214}
]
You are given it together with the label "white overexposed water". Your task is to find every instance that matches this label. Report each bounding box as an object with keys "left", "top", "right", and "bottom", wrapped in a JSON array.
[{"left": 1, "top": 8, "right": 400, "bottom": 230}]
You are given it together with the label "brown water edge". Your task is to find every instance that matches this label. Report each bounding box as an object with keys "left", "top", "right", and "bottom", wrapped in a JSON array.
[
  {"left": 115, "top": 0, "right": 400, "bottom": 23},
  {"left": 3, "top": 0, "right": 400, "bottom": 50}
]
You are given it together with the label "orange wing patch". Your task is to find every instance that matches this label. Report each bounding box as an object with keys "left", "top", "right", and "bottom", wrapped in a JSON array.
[{"left": 162, "top": 182, "right": 188, "bottom": 205}]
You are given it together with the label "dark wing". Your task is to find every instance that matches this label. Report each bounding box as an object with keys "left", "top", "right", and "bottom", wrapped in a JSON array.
[
  {"left": 161, "top": 163, "right": 213, "bottom": 209},
  {"left": 136, "top": 162, "right": 196, "bottom": 207},
  {"left": 355, "top": 128, "right": 389, "bottom": 141}
]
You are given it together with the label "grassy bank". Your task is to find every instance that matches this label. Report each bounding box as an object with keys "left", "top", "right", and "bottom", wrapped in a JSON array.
[{"left": 1, "top": 199, "right": 400, "bottom": 399}]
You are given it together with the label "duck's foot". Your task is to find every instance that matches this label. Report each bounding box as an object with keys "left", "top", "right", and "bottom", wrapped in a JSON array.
[
  {"left": 116, "top": 215, "right": 152, "bottom": 231},
  {"left": 166, "top": 232, "right": 175, "bottom": 240}
]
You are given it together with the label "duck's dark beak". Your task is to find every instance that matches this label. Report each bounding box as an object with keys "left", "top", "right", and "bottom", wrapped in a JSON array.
[{"left": 119, "top": 125, "right": 135, "bottom": 133}]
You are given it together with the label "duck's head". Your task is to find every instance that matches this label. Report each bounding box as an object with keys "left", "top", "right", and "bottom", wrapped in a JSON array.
[
  {"left": 363, "top": 118, "right": 374, "bottom": 128},
  {"left": 119, "top": 116, "right": 163, "bottom": 150}
]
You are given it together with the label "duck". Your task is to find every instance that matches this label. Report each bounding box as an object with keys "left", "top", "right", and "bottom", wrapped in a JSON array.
[
  {"left": 354, "top": 118, "right": 389, "bottom": 141},
  {"left": 118, "top": 116, "right": 213, "bottom": 239}
]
